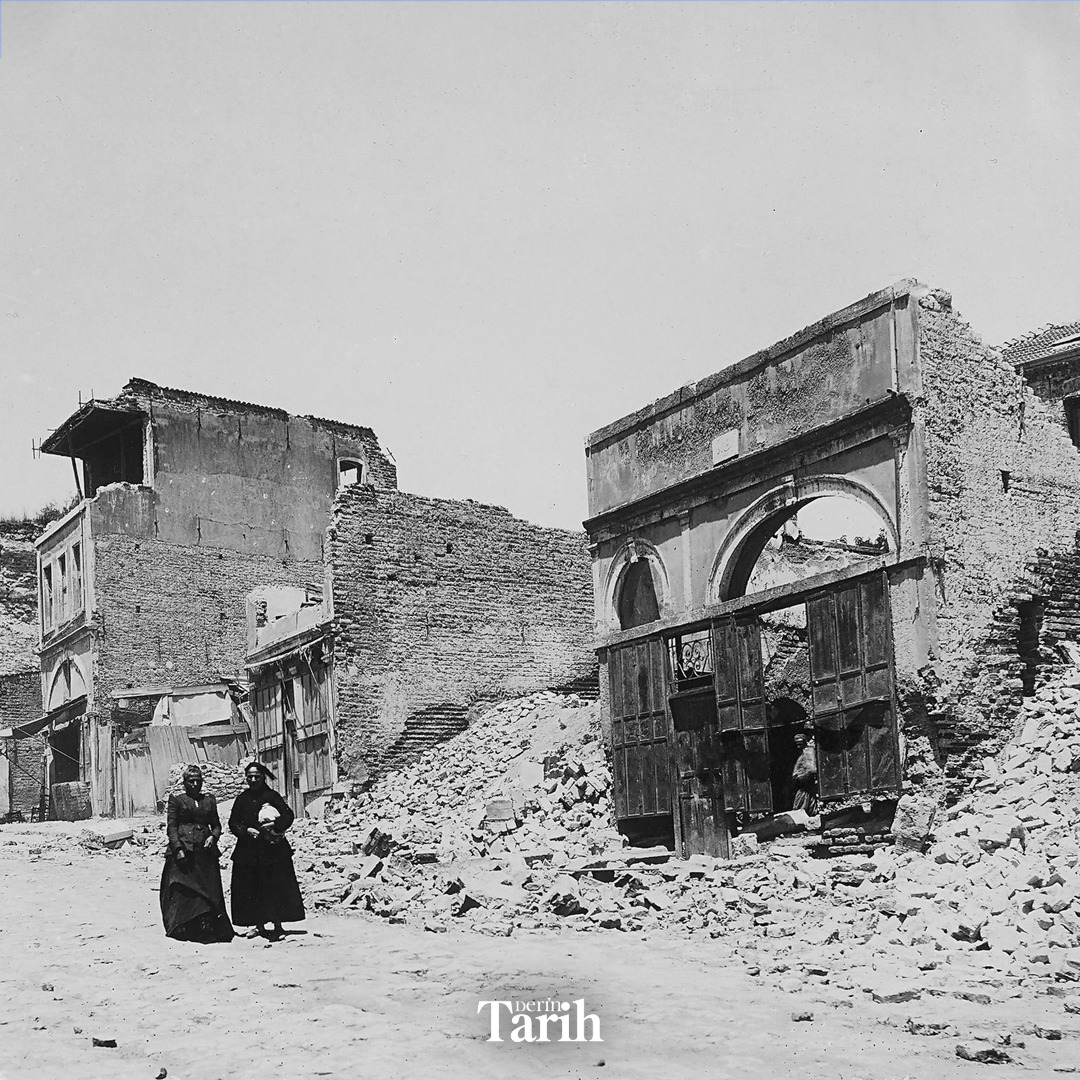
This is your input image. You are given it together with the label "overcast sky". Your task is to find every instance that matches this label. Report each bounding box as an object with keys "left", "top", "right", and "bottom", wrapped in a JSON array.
[{"left": 2, "top": 1, "right": 1078, "bottom": 530}]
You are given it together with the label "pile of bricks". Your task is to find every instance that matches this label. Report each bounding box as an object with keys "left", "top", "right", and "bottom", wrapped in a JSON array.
[
  {"left": 290, "top": 671, "right": 1080, "bottom": 998},
  {"left": 293, "top": 690, "right": 622, "bottom": 913},
  {"left": 812, "top": 822, "right": 894, "bottom": 857}
]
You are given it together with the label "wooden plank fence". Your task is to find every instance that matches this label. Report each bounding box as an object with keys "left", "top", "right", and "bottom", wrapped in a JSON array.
[{"left": 112, "top": 725, "right": 251, "bottom": 817}]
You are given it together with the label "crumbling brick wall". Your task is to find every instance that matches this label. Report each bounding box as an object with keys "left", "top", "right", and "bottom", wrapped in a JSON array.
[
  {"left": 328, "top": 487, "right": 597, "bottom": 776},
  {"left": 917, "top": 290, "right": 1080, "bottom": 791},
  {"left": 0, "top": 671, "right": 45, "bottom": 815},
  {"left": 91, "top": 535, "right": 322, "bottom": 703}
]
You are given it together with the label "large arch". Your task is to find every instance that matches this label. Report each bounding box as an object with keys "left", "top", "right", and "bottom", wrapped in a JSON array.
[
  {"left": 708, "top": 475, "right": 898, "bottom": 603},
  {"left": 603, "top": 538, "right": 671, "bottom": 631}
]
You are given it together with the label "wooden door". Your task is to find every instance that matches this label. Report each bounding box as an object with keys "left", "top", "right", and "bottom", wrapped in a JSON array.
[
  {"left": 712, "top": 616, "right": 773, "bottom": 817},
  {"left": 252, "top": 681, "right": 286, "bottom": 787},
  {"left": 670, "top": 683, "right": 728, "bottom": 858},
  {"left": 806, "top": 570, "right": 900, "bottom": 801},
  {"left": 607, "top": 638, "right": 671, "bottom": 822},
  {"left": 293, "top": 665, "right": 333, "bottom": 811}
]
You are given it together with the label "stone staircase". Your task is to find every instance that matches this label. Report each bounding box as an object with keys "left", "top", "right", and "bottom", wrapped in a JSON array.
[
  {"left": 376, "top": 702, "right": 471, "bottom": 774},
  {"left": 373, "top": 670, "right": 601, "bottom": 776}
]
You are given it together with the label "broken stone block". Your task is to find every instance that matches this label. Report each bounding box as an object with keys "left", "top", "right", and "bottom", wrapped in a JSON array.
[
  {"left": 905, "top": 1019, "right": 948, "bottom": 1036},
  {"left": 867, "top": 979, "right": 921, "bottom": 1004},
  {"left": 955, "top": 1044, "right": 1011, "bottom": 1064},
  {"left": 892, "top": 794, "right": 935, "bottom": 852},
  {"left": 981, "top": 922, "right": 1023, "bottom": 954},
  {"left": 545, "top": 874, "right": 587, "bottom": 917},
  {"left": 730, "top": 834, "right": 759, "bottom": 859}
]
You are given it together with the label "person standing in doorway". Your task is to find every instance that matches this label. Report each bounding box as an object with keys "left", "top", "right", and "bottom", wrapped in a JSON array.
[
  {"left": 790, "top": 731, "right": 819, "bottom": 815},
  {"left": 228, "top": 761, "right": 305, "bottom": 940}
]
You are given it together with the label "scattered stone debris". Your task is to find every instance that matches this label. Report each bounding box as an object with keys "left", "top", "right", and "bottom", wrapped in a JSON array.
[
  {"left": 14, "top": 668, "right": 1080, "bottom": 1020},
  {"left": 277, "top": 670, "right": 1080, "bottom": 1005}
]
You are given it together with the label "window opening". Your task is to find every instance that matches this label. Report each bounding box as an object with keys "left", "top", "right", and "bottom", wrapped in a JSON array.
[
  {"left": 42, "top": 565, "right": 54, "bottom": 631},
  {"left": 740, "top": 495, "right": 891, "bottom": 600},
  {"left": 83, "top": 421, "right": 146, "bottom": 496},
  {"left": 617, "top": 558, "right": 660, "bottom": 629},
  {"left": 1017, "top": 598, "right": 1045, "bottom": 697},
  {"left": 1066, "top": 398, "right": 1080, "bottom": 449},
  {"left": 667, "top": 628, "right": 714, "bottom": 692},
  {"left": 57, "top": 553, "right": 68, "bottom": 622},
  {"left": 281, "top": 676, "right": 296, "bottom": 720},
  {"left": 71, "top": 543, "right": 82, "bottom": 613},
  {"left": 338, "top": 460, "right": 364, "bottom": 489}
]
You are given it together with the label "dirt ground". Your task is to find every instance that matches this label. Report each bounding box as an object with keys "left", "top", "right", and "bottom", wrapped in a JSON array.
[{"left": 1, "top": 822, "right": 1078, "bottom": 1080}]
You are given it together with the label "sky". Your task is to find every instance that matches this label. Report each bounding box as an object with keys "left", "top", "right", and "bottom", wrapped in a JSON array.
[{"left": 2, "top": 0, "right": 1079, "bottom": 530}]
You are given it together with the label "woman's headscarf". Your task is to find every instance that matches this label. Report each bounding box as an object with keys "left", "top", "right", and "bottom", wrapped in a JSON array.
[{"left": 243, "top": 760, "right": 275, "bottom": 781}]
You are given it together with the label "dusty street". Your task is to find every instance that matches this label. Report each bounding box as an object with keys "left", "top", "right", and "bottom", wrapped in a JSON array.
[{"left": 2, "top": 828, "right": 1078, "bottom": 1080}]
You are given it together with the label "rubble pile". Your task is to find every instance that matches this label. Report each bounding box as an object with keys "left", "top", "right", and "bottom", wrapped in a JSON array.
[
  {"left": 167, "top": 761, "right": 247, "bottom": 799},
  {"left": 291, "top": 675, "right": 1080, "bottom": 994},
  {"left": 291, "top": 691, "right": 623, "bottom": 918}
]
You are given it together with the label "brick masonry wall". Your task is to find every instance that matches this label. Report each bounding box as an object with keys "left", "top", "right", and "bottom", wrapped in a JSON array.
[
  {"left": 917, "top": 292, "right": 1080, "bottom": 792},
  {"left": 91, "top": 534, "right": 322, "bottom": 704},
  {"left": 0, "top": 522, "right": 40, "bottom": 678},
  {"left": 0, "top": 671, "right": 45, "bottom": 815},
  {"left": 328, "top": 487, "right": 597, "bottom": 776}
]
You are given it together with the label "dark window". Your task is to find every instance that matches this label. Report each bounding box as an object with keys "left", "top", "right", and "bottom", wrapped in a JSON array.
[
  {"left": 338, "top": 459, "right": 364, "bottom": 488},
  {"left": 1017, "top": 598, "right": 1044, "bottom": 697},
  {"left": 618, "top": 560, "right": 660, "bottom": 629},
  {"left": 1067, "top": 398, "right": 1080, "bottom": 449},
  {"left": 84, "top": 422, "right": 145, "bottom": 496}
]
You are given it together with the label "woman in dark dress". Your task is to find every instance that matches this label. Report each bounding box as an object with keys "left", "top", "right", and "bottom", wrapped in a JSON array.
[
  {"left": 229, "top": 761, "right": 305, "bottom": 940},
  {"left": 160, "top": 765, "right": 234, "bottom": 942}
]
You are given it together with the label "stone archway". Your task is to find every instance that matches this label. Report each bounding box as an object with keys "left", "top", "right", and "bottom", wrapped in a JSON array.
[{"left": 708, "top": 475, "right": 898, "bottom": 602}]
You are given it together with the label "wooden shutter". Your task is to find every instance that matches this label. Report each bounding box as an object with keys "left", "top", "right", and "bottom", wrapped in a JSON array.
[
  {"left": 806, "top": 570, "right": 900, "bottom": 801},
  {"left": 253, "top": 682, "right": 284, "bottom": 755},
  {"left": 608, "top": 638, "right": 671, "bottom": 820},
  {"left": 712, "top": 616, "right": 772, "bottom": 815},
  {"left": 296, "top": 666, "right": 330, "bottom": 740}
]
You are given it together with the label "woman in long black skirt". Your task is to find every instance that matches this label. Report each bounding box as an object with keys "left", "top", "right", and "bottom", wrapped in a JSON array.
[
  {"left": 160, "top": 765, "right": 234, "bottom": 942},
  {"left": 229, "top": 761, "right": 305, "bottom": 940}
]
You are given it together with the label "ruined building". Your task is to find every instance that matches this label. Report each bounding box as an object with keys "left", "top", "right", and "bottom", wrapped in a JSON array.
[
  {"left": 35, "top": 378, "right": 596, "bottom": 818},
  {"left": 247, "top": 487, "right": 596, "bottom": 814},
  {"left": 585, "top": 280, "right": 1080, "bottom": 859},
  {"left": 35, "top": 378, "right": 396, "bottom": 816}
]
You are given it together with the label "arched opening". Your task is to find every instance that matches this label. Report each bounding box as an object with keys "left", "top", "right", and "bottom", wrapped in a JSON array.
[
  {"left": 48, "top": 658, "right": 87, "bottom": 711},
  {"left": 724, "top": 492, "right": 893, "bottom": 602},
  {"left": 617, "top": 559, "right": 660, "bottom": 630}
]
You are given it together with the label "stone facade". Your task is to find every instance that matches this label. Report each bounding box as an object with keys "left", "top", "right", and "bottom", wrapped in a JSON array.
[
  {"left": 327, "top": 487, "right": 596, "bottom": 777},
  {"left": 584, "top": 279, "right": 1080, "bottom": 858}
]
